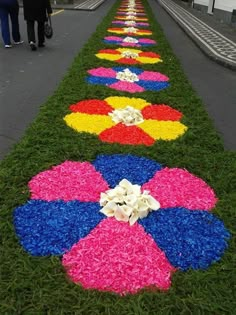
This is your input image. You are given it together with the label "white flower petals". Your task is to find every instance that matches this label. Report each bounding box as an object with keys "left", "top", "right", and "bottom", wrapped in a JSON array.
[
  {"left": 100, "top": 179, "right": 161, "bottom": 225},
  {"left": 123, "top": 36, "right": 139, "bottom": 43},
  {"left": 116, "top": 68, "right": 139, "bottom": 83},
  {"left": 109, "top": 106, "right": 144, "bottom": 126}
]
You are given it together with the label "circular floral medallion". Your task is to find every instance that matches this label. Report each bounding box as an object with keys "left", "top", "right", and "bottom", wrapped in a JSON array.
[
  {"left": 63, "top": 96, "right": 187, "bottom": 145},
  {"left": 103, "top": 36, "right": 156, "bottom": 47},
  {"left": 14, "top": 154, "right": 230, "bottom": 295},
  {"left": 108, "top": 27, "right": 152, "bottom": 36}
]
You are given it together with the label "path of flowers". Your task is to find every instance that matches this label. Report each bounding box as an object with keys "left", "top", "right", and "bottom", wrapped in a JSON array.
[{"left": 13, "top": 0, "right": 230, "bottom": 296}]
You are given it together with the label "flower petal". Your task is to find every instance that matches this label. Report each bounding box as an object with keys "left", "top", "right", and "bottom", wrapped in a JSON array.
[
  {"left": 105, "top": 96, "right": 150, "bottom": 110},
  {"left": 64, "top": 112, "right": 115, "bottom": 135},
  {"left": 87, "top": 67, "right": 116, "bottom": 78},
  {"left": 69, "top": 99, "right": 113, "bottom": 115},
  {"left": 93, "top": 154, "right": 162, "bottom": 188},
  {"left": 141, "top": 104, "right": 183, "bottom": 121},
  {"left": 13, "top": 200, "right": 104, "bottom": 255},
  {"left": 140, "top": 208, "right": 230, "bottom": 270},
  {"left": 138, "top": 80, "right": 170, "bottom": 91},
  {"left": 138, "top": 71, "right": 169, "bottom": 81},
  {"left": 62, "top": 218, "right": 175, "bottom": 295},
  {"left": 109, "top": 81, "right": 145, "bottom": 93},
  {"left": 99, "top": 123, "right": 155, "bottom": 146},
  {"left": 142, "top": 167, "right": 217, "bottom": 210},
  {"left": 29, "top": 161, "right": 109, "bottom": 202}
]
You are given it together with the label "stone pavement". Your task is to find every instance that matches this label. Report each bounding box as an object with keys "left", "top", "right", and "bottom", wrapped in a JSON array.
[
  {"left": 157, "top": 0, "right": 236, "bottom": 70},
  {"left": 51, "top": 0, "right": 106, "bottom": 10}
]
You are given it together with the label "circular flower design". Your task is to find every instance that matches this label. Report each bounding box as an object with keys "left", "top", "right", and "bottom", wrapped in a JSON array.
[
  {"left": 103, "top": 35, "right": 156, "bottom": 47},
  {"left": 63, "top": 96, "right": 187, "bottom": 145},
  {"left": 112, "top": 20, "right": 149, "bottom": 27},
  {"left": 114, "top": 15, "right": 148, "bottom": 21},
  {"left": 108, "top": 27, "right": 152, "bottom": 36},
  {"left": 86, "top": 66, "right": 170, "bottom": 93},
  {"left": 118, "top": 8, "right": 145, "bottom": 13},
  {"left": 14, "top": 154, "right": 230, "bottom": 295},
  {"left": 96, "top": 48, "right": 162, "bottom": 65},
  {"left": 117, "top": 12, "right": 146, "bottom": 16}
]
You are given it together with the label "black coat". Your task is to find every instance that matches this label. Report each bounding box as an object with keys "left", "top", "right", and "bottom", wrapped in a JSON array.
[{"left": 22, "top": 0, "right": 52, "bottom": 21}]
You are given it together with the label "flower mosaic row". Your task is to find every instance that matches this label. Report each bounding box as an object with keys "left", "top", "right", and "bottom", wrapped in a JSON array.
[{"left": 13, "top": 0, "right": 230, "bottom": 297}]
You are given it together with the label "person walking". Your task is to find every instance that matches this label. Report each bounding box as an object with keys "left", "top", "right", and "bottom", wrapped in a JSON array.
[
  {"left": 22, "top": 0, "right": 52, "bottom": 51},
  {"left": 0, "top": 0, "right": 23, "bottom": 48}
]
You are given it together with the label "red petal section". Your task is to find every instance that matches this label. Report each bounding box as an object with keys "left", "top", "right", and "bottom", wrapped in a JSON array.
[
  {"left": 99, "top": 123, "right": 155, "bottom": 146},
  {"left": 69, "top": 99, "right": 113, "bottom": 115},
  {"left": 139, "top": 52, "right": 161, "bottom": 58},
  {"left": 142, "top": 105, "right": 183, "bottom": 121},
  {"left": 98, "top": 49, "right": 120, "bottom": 54},
  {"left": 62, "top": 218, "right": 175, "bottom": 295},
  {"left": 117, "top": 57, "right": 140, "bottom": 64}
]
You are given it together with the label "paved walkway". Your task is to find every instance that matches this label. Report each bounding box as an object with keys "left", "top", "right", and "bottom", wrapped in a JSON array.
[
  {"left": 157, "top": 0, "right": 236, "bottom": 70},
  {"left": 51, "top": 0, "right": 105, "bottom": 10}
]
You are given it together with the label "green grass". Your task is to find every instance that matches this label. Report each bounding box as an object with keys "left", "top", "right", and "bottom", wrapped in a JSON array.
[{"left": 0, "top": 0, "right": 235, "bottom": 314}]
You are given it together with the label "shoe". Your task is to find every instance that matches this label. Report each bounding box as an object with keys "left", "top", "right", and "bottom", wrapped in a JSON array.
[
  {"left": 38, "top": 42, "right": 45, "bottom": 47},
  {"left": 14, "top": 40, "right": 24, "bottom": 45},
  {"left": 29, "top": 41, "right": 37, "bottom": 51},
  {"left": 5, "top": 44, "right": 12, "bottom": 48}
]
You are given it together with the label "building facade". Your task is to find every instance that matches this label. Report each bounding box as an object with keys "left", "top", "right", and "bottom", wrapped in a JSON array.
[{"left": 193, "top": 0, "right": 236, "bottom": 25}]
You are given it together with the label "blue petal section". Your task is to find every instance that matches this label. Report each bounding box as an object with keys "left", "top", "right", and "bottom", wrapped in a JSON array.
[
  {"left": 140, "top": 207, "right": 230, "bottom": 270},
  {"left": 112, "top": 66, "right": 143, "bottom": 75},
  {"left": 86, "top": 76, "right": 117, "bottom": 85},
  {"left": 138, "top": 80, "right": 170, "bottom": 91},
  {"left": 14, "top": 200, "right": 104, "bottom": 256},
  {"left": 93, "top": 154, "right": 162, "bottom": 188},
  {"left": 103, "top": 40, "right": 122, "bottom": 45}
]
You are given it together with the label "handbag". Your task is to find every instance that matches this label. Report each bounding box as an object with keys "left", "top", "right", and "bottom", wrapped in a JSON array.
[{"left": 44, "top": 14, "right": 53, "bottom": 39}]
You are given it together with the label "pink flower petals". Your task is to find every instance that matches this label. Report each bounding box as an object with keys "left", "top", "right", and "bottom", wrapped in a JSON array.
[
  {"left": 110, "top": 81, "right": 145, "bottom": 93},
  {"left": 29, "top": 161, "right": 109, "bottom": 202},
  {"left": 143, "top": 168, "right": 217, "bottom": 210},
  {"left": 87, "top": 67, "right": 116, "bottom": 78},
  {"left": 139, "top": 71, "right": 169, "bottom": 81},
  {"left": 62, "top": 218, "right": 175, "bottom": 295}
]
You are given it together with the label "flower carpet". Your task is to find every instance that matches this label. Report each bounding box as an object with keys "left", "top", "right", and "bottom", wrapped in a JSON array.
[{"left": 0, "top": 0, "right": 234, "bottom": 313}]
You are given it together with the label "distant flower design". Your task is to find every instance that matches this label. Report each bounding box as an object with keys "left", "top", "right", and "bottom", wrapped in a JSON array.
[
  {"left": 63, "top": 96, "right": 187, "bottom": 145},
  {"left": 112, "top": 20, "right": 149, "bottom": 27},
  {"left": 96, "top": 48, "right": 162, "bottom": 64},
  {"left": 103, "top": 36, "right": 156, "bottom": 47},
  {"left": 86, "top": 66, "right": 170, "bottom": 93},
  {"left": 108, "top": 27, "right": 152, "bottom": 36},
  {"left": 115, "top": 15, "right": 148, "bottom": 21},
  {"left": 14, "top": 154, "right": 230, "bottom": 295}
]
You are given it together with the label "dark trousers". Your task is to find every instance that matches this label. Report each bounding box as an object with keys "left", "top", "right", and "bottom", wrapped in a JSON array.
[
  {"left": 26, "top": 20, "right": 45, "bottom": 44},
  {"left": 0, "top": 5, "right": 20, "bottom": 45}
]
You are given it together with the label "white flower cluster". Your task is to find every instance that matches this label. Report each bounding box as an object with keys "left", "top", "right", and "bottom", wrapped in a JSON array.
[
  {"left": 121, "top": 50, "right": 138, "bottom": 59},
  {"left": 124, "top": 20, "right": 136, "bottom": 26},
  {"left": 116, "top": 68, "right": 139, "bottom": 82},
  {"left": 124, "top": 27, "right": 138, "bottom": 33},
  {"left": 109, "top": 106, "right": 144, "bottom": 126},
  {"left": 126, "top": 15, "right": 136, "bottom": 20},
  {"left": 100, "top": 179, "right": 160, "bottom": 225},
  {"left": 123, "top": 36, "right": 138, "bottom": 43}
]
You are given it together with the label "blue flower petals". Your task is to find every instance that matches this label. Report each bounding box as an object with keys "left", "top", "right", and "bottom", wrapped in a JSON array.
[
  {"left": 140, "top": 207, "right": 230, "bottom": 270},
  {"left": 86, "top": 76, "right": 117, "bottom": 85},
  {"left": 138, "top": 80, "right": 170, "bottom": 91},
  {"left": 13, "top": 200, "right": 104, "bottom": 256},
  {"left": 93, "top": 154, "right": 162, "bottom": 188},
  {"left": 113, "top": 66, "right": 144, "bottom": 75}
]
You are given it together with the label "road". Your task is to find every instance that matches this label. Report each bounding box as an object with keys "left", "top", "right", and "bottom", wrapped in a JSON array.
[{"left": 0, "top": 0, "right": 235, "bottom": 161}]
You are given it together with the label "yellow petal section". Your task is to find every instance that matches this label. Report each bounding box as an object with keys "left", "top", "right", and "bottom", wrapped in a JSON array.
[
  {"left": 136, "top": 57, "right": 163, "bottom": 64},
  {"left": 96, "top": 53, "right": 120, "bottom": 61},
  {"left": 105, "top": 96, "right": 150, "bottom": 110},
  {"left": 64, "top": 113, "right": 115, "bottom": 135},
  {"left": 139, "top": 120, "right": 188, "bottom": 140},
  {"left": 108, "top": 29, "right": 123, "bottom": 34},
  {"left": 137, "top": 31, "right": 152, "bottom": 35},
  {"left": 117, "top": 48, "right": 142, "bottom": 54}
]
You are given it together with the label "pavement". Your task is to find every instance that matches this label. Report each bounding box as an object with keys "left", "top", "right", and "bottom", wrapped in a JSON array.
[{"left": 157, "top": 0, "right": 236, "bottom": 70}]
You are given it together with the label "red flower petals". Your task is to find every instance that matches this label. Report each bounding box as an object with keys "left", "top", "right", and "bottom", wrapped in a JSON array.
[
  {"left": 69, "top": 100, "right": 113, "bottom": 115},
  {"left": 99, "top": 123, "right": 155, "bottom": 146},
  {"left": 142, "top": 105, "right": 183, "bottom": 121}
]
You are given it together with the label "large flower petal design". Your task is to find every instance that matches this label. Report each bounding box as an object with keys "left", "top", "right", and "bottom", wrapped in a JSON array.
[
  {"left": 96, "top": 48, "right": 162, "bottom": 64},
  {"left": 115, "top": 16, "right": 148, "bottom": 21},
  {"left": 62, "top": 218, "right": 175, "bottom": 294},
  {"left": 86, "top": 67, "right": 170, "bottom": 93},
  {"left": 63, "top": 97, "right": 187, "bottom": 145},
  {"left": 103, "top": 36, "right": 157, "bottom": 47},
  {"left": 107, "top": 27, "right": 152, "bottom": 36},
  {"left": 14, "top": 157, "right": 230, "bottom": 294},
  {"left": 112, "top": 20, "right": 149, "bottom": 27}
]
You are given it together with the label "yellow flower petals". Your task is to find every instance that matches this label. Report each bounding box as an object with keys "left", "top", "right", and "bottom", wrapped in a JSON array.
[
  {"left": 117, "top": 48, "right": 142, "bottom": 54},
  {"left": 136, "top": 57, "right": 163, "bottom": 64},
  {"left": 96, "top": 53, "right": 120, "bottom": 61},
  {"left": 105, "top": 96, "right": 150, "bottom": 110},
  {"left": 64, "top": 113, "right": 114, "bottom": 135},
  {"left": 139, "top": 120, "right": 188, "bottom": 140}
]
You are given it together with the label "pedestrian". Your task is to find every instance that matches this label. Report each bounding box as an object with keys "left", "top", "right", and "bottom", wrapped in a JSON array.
[
  {"left": 0, "top": 0, "right": 23, "bottom": 48},
  {"left": 22, "top": 0, "right": 52, "bottom": 51}
]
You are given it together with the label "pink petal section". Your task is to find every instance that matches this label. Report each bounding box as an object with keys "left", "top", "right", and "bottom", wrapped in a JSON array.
[
  {"left": 87, "top": 67, "right": 116, "bottom": 78},
  {"left": 139, "top": 71, "right": 169, "bottom": 82},
  {"left": 121, "top": 42, "right": 139, "bottom": 47},
  {"left": 105, "top": 36, "right": 122, "bottom": 41},
  {"left": 29, "top": 161, "right": 109, "bottom": 202},
  {"left": 139, "top": 38, "right": 156, "bottom": 44},
  {"left": 62, "top": 218, "right": 175, "bottom": 295},
  {"left": 110, "top": 81, "right": 144, "bottom": 93},
  {"left": 142, "top": 168, "right": 217, "bottom": 210}
]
